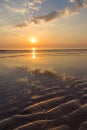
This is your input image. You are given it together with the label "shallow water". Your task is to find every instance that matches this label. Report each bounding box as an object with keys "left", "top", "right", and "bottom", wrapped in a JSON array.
[
  {"left": 0, "top": 49, "right": 87, "bottom": 129},
  {"left": 0, "top": 49, "right": 87, "bottom": 77}
]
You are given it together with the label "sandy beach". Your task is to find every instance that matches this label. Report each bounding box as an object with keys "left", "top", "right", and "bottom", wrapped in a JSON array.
[
  {"left": 0, "top": 0, "right": 87, "bottom": 129},
  {"left": 0, "top": 67, "right": 87, "bottom": 130}
]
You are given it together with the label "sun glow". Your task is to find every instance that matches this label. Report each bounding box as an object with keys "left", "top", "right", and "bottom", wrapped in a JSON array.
[{"left": 30, "top": 38, "right": 37, "bottom": 44}]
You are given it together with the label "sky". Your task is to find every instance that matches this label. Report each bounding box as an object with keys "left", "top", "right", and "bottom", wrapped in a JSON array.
[{"left": 0, "top": 0, "right": 87, "bottom": 50}]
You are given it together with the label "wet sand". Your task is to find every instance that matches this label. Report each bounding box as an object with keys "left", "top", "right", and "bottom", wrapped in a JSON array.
[{"left": 0, "top": 68, "right": 87, "bottom": 130}]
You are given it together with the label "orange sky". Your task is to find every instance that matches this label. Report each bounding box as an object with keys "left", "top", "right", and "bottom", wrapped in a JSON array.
[{"left": 0, "top": 0, "right": 87, "bottom": 50}]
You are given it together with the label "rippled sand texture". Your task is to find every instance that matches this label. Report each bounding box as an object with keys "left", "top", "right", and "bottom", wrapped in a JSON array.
[{"left": 0, "top": 67, "right": 87, "bottom": 130}]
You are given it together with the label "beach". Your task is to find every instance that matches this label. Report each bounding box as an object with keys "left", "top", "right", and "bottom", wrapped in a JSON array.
[
  {"left": 0, "top": 50, "right": 87, "bottom": 130},
  {"left": 0, "top": 0, "right": 87, "bottom": 129}
]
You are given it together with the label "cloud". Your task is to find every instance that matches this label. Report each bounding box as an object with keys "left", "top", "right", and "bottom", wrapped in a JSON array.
[
  {"left": 0, "top": 0, "right": 44, "bottom": 27},
  {"left": 33, "top": 11, "right": 60, "bottom": 23},
  {"left": 34, "top": 0, "right": 42, "bottom": 4},
  {"left": 32, "top": 7, "right": 76, "bottom": 24},
  {"left": 0, "top": 0, "right": 87, "bottom": 27},
  {"left": 70, "top": 0, "right": 83, "bottom": 7},
  {"left": 32, "top": 0, "right": 87, "bottom": 24},
  {"left": 2, "top": 0, "right": 42, "bottom": 14},
  {"left": 15, "top": 21, "right": 28, "bottom": 28},
  {"left": 4, "top": 4, "right": 27, "bottom": 14}
]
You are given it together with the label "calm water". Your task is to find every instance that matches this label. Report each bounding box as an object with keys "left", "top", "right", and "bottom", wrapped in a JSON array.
[{"left": 0, "top": 49, "right": 87, "bottom": 77}]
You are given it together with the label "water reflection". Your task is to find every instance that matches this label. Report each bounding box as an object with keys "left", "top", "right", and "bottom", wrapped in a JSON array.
[{"left": 32, "top": 48, "right": 36, "bottom": 59}]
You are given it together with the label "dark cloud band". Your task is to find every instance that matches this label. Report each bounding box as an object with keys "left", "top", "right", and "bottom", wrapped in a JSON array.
[{"left": 32, "top": 0, "right": 87, "bottom": 24}]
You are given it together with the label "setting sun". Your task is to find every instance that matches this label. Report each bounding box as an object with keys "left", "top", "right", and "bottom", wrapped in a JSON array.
[{"left": 30, "top": 38, "right": 37, "bottom": 44}]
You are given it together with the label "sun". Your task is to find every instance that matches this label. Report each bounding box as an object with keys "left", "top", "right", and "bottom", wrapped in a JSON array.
[{"left": 30, "top": 38, "right": 37, "bottom": 44}]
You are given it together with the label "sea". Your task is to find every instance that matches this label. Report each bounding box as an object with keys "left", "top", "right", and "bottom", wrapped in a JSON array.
[{"left": 0, "top": 49, "right": 87, "bottom": 77}]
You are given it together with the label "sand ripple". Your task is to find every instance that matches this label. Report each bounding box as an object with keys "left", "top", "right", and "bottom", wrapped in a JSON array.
[{"left": 0, "top": 69, "right": 87, "bottom": 130}]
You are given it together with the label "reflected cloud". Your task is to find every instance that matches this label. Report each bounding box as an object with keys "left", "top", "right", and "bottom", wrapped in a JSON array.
[{"left": 32, "top": 48, "right": 36, "bottom": 59}]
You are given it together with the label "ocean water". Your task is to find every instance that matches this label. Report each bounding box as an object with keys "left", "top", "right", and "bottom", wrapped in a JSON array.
[{"left": 0, "top": 49, "right": 87, "bottom": 77}]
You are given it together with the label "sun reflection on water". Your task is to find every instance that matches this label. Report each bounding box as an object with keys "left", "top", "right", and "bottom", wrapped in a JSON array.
[{"left": 32, "top": 48, "right": 36, "bottom": 59}]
